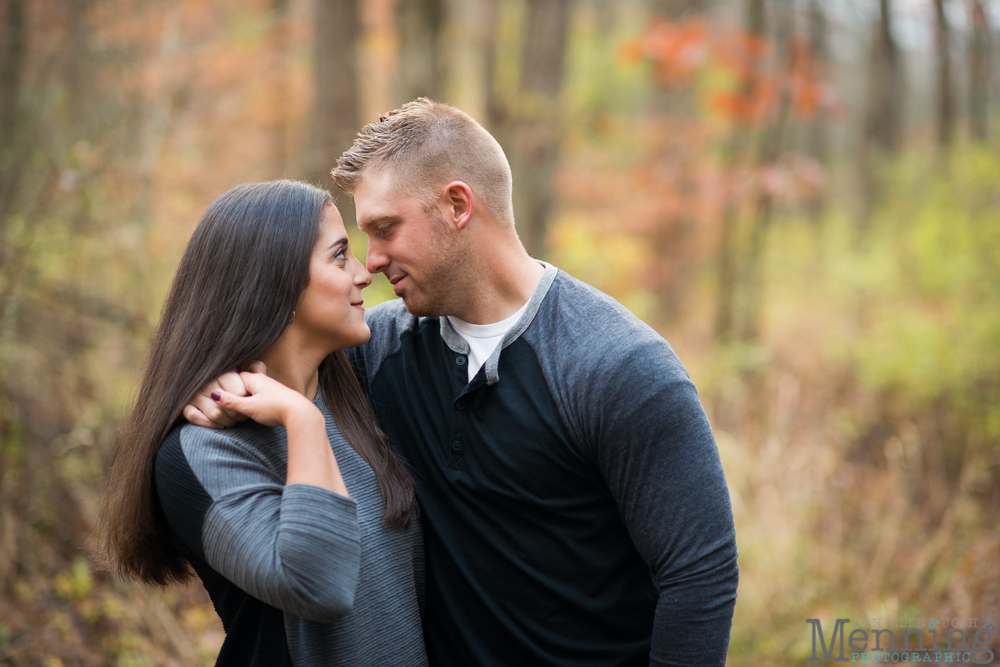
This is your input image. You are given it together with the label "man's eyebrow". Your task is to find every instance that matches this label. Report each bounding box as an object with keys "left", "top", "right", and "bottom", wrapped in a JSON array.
[{"left": 358, "top": 215, "right": 397, "bottom": 231}]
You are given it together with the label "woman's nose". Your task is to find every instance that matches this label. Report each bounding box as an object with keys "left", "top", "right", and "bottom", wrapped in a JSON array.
[{"left": 354, "top": 259, "right": 373, "bottom": 288}]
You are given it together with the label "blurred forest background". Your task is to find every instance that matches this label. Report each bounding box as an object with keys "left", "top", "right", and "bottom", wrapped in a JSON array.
[{"left": 1, "top": 0, "right": 999, "bottom": 664}]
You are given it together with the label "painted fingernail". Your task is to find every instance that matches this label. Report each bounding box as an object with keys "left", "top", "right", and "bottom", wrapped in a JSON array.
[{"left": 210, "top": 391, "right": 222, "bottom": 401}]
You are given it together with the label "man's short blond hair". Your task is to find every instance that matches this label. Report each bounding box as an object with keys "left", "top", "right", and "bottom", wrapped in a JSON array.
[{"left": 332, "top": 98, "right": 514, "bottom": 226}]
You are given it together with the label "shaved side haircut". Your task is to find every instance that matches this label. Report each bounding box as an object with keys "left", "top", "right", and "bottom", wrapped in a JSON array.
[{"left": 332, "top": 98, "right": 515, "bottom": 226}]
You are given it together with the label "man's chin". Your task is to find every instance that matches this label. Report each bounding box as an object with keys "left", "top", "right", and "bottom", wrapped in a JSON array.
[{"left": 399, "top": 293, "right": 443, "bottom": 319}]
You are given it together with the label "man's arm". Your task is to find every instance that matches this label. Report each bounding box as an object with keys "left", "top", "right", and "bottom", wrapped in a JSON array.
[
  {"left": 585, "top": 344, "right": 738, "bottom": 667},
  {"left": 524, "top": 274, "right": 737, "bottom": 665},
  {"left": 538, "top": 317, "right": 738, "bottom": 666}
]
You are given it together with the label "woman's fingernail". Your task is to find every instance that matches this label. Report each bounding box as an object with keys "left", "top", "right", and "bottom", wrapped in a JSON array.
[{"left": 210, "top": 391, "right": 222, "bottom": 401}]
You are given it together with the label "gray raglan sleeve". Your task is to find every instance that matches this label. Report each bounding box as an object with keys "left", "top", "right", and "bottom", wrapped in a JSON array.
[
  {"left": 543, "top": 310, "right": 738, "bottom": 667},
  {"left": 585, "top": 337, "right": 738, "bottom": 666},
  {"left": 179, "top": 425, "right": 362, "bottom": 623}
]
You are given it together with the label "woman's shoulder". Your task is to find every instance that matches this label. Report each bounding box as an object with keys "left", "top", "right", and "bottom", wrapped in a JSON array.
[
  {"left": 158, "top": 418, "right": 272, "bottom": 456},
  {"left": 156, "top": 419, "right": 285, "bottom": 489}
]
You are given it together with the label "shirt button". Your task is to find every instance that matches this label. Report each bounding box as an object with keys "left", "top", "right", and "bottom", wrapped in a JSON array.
[
  {"left": 455, "top": 400, "right": 466, "bottom": 410},
  {"left": 456, "top": 355, "right": 467, "bottom": 366},
  {"left": 451, "top": 440, "right": 462, "bottom": 452}
]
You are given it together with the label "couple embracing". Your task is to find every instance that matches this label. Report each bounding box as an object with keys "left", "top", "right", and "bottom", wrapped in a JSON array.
[{"left": 98, "top": 99, "right": 738, "bottom": 666}]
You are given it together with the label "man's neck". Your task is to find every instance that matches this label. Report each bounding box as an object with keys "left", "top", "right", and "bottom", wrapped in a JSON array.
[{"left": 450, "top": 249, "right": 545, "bottom": 325}]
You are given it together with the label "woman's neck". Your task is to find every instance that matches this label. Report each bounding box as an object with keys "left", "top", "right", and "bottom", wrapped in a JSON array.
[{"left": 257, "top": 338, "right": 325, "bottom": 400}]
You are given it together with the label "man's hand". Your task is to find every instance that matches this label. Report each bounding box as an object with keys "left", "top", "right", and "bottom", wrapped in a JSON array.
[{"left": 183, "top": 360, "right": 266, "bottom": 429}]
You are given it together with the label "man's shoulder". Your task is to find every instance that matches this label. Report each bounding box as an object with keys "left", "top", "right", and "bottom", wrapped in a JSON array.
[
  {"left": 534, "top": 271, "right": 677, "bottom": 361},
  {"left": 364, "top": 298, "right": 410, "bottom": 326},
  {"left": 514, "top": 269, "right": 695, "bottom": 397},
  {"left": 364, "top": 298, "right": 431, "bottom": 340},
  {"left": 352, "top": 298, "right": 428, "bottom": 375}
]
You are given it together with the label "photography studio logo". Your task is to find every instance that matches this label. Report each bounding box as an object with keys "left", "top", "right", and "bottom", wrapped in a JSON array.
[{"left": 805, "top": 617, "right": 996, "bottom": 663}]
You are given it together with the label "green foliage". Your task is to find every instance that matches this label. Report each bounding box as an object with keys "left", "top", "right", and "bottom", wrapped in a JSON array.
[
  {"left": 53, "top": 558, "right": 94, "bottom": 605},
  {"left": 713, "top": 146, "right": 1000, "bottom": 666},
  {"left": 547, "top": 216, "right": 656, "bottom": 320},
  {"left": 564, "top": 5, "right": 654, "bottom": 119},
  {"left": 347, "top": 226, "right": 396, "bottom": 307},
  {"left": 854, "top": 147, "right": 1000, "bottom": 441}
]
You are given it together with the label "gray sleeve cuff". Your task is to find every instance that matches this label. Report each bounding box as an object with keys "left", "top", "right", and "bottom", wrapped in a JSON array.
[
  {"left": 202, "top": 483, "right": 362, "bottom": 623},
  {"left": 277, "top": 484, "right": 362, "bottom": 620}
]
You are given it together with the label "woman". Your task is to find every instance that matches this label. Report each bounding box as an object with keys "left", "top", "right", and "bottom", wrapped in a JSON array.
[{"left": 97, "top": 180, "right": 427, "bottom": 666}]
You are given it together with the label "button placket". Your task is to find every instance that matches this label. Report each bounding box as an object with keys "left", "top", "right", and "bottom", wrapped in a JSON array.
[
  {"left": 446, "top": 433, "right": 465, "bottom": 471},
  {"left": 447, "top": 351, "right": 477, "bottom": 473}
]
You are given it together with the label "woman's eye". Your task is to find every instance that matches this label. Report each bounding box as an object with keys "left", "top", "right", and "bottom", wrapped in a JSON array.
[{"left": 333, "top": 247, "right": 348, "bottom": 260}]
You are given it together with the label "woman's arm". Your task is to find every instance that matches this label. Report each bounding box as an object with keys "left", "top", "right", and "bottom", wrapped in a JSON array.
[
  {"left": 155, "top": 373, "right": 361, "bottom": 623},
  {"left": 210, "top": 370, "right": 348, "bottom": 497}
]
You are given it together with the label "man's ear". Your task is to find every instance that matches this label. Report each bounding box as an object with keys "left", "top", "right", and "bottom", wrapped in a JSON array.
[{"left": 440, "top": 181, "right": 475, "bottom": 230}]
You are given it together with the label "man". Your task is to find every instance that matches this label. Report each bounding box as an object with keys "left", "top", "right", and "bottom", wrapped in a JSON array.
[{"left": 189, "top": 99, "right": 738, "bottom": 666}]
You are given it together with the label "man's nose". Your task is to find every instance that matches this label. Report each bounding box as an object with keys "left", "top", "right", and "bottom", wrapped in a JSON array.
[{"left": 366, "top": 244, "right": 388, "bottom": 275}]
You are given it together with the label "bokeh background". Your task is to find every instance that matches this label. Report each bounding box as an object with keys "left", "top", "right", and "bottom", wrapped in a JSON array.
[{"left": 1, "top": 0, "right": 999, "bottom": 664}]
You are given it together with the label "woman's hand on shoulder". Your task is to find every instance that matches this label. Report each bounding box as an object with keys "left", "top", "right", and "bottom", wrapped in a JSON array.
[
  {"left": 183, "top": 362, "right": 263, "bottom": 429},
  {"left": 210, "top": 368, "right": 320, "bottom": 429}
]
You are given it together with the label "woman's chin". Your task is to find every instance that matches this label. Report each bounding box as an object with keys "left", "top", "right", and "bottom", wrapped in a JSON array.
[{"left": 349, "top": 324, "right": 372, "bottom": 347}]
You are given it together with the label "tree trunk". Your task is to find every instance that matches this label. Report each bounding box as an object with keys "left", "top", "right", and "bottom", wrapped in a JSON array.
[
  {"left": 714, "top": 198, "right": 740, "bottom": 343},
  {"left": 0, "top": 0, "right": 25, "bottom": 230},
  {"left": 651, "top": 0, "right": 706, "bottom": 18},
  {"left": 270, "top": 0, "right": 290, "bottom": 172},
  {"left": 646, "top": 1, "right": 709, "bottom": 122},
  {"left": 933, "top": 0, "right": 955, "bottom": 149},
  {"left": 308, "top": 0, "right": 361, "bottom": 204},
  {"left": 0, "top": 0, "right": 25, "bottom": 152},
  {"left": 805, "top": 0, "right": 828, "bottom": 221},
  {"left": 508, "top": 0, "right": 571, "bottom": 258},
  {"left": 968, "top": 0, "right": 990, "bottom": 142},
  {"left": 139, "top": 0, "right": 181, "bottom": 185},
  {"left": 856, "top": 0, "right": 902, "bottom": 237},
  {"left": 714, "top": 0, "right": 765, "bottom": 343},
  {"left": 868, "top": 0, "right": 903, "bottom": 153},
  {"left": 395, "top": 0, "right": 445, "bottom": 104},
  {"left": 739, "top": 0, "right": 794, "bottom": 343},
  {"left": 744, "top": 0, "right": 765, "bottom": 36},
  {"left": 483, "top": 0, "right": 501, "bottom": 130}
]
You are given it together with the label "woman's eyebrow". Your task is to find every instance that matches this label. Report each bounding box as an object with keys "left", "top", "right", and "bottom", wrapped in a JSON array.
[{"left": 328, "top": 237, "right": 349, "bottom": 250}]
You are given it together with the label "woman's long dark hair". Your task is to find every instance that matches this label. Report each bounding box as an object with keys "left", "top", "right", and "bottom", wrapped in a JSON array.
[{"left": 97, "top": 180, "right": 417, "bottom": 586}]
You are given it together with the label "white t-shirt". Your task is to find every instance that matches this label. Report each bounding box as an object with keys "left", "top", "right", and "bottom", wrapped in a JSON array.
[{"left": 447, "top": 300, "right": 531, "bottom": 383}]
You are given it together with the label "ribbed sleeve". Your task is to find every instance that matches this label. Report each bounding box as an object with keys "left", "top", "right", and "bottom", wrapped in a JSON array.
[
  {"left": 203, "top": 484, "right": 360, "bottom": 623},
  {"left": 163, "top": 399, "right": 427, "bottom": 666},
  {"left": 179, "top": 424, "right": 362, "bottom": 624}
]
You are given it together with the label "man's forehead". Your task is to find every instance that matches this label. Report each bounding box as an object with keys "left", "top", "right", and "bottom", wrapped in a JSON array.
[
  {"left": 355, "top": 170, "right": 420, "bottom": 222},
  {"left": 355, "top": 166, "right": 394, "bottom": 194}
]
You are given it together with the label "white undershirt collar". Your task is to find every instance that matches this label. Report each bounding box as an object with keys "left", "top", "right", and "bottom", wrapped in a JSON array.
[{"left": 447, "top": 300, "right": 531, "bottom": 382}]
